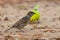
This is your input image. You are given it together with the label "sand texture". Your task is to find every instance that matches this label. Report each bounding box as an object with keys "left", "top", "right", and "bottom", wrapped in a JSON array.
[{"left": 0, "top": 0, "right": 60, "bottom": 40}]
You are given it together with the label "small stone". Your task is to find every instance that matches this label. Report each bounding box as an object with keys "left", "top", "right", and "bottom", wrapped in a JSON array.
[
  {"left": 58, "top": 16, "right": 60, "bottom": 20},
  {"left": 8, "top": 26, "right": 9, "bottom": 27},
  {"left": 31, "top": 28, "right": 34, "bottom": 30},
  {"left": 5, "top": 35, "right": 14, "bottom": 40},
  {"left": 4, "top": 17, "right": 8, "bottom": 21},
  {"left": 45, "top": 4, "right": 49, "bottom": 7},
  {"left": 0, "top": 31, "right": 3, "bottom": 35},
  {"left": 52, "top": 18, "right": 56, "bottom": 22},
  {"left": 1, "top": 25, "right": 4, "bottom": 28},
  {"left": 45, "top": 25, "right": 48, "bottom": 28},
  {"left": 43, "top": 18, "right": 46, "bottom": 20},
  {"left": 54, "top": 14, "right": 56, "bottom": 16},
  {"left": 56, "top": 38, "right": 60, "bottom": 40}
]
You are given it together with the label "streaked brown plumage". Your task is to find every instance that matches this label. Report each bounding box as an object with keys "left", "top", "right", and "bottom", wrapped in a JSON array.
[{"left": 4, "top": 11, "right": 35, "bottom": 32}]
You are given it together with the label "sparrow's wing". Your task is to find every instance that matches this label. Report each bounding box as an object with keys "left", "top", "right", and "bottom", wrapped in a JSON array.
[
  {"left": 4, "top": 15, "right": 30, "bottom": 32},
  {"left": 4, "top": 11, "right": 35, "bottom": 32}
]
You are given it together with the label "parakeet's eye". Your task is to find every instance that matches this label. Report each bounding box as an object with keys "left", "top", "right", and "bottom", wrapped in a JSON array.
[{"left": 27, "top": 11, "right": 35, "bottom": 16}]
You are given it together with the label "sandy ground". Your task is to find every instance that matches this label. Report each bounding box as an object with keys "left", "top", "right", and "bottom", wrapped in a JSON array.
[{"left": 0, "top": 0, "right": 60, "bottom": 40}]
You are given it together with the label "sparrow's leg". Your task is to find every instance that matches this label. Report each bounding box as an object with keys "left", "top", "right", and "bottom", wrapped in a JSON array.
[{"left": 33, "top": 19, "right": 40, "bottom": 29}]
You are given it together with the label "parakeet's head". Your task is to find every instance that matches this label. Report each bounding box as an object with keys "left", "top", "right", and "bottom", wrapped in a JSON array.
[
  {"left": 31, "top": 9, "right": 40, "bottom": 14},
  {"left": 32, "top": 2, "right": 40, "bottom": 13}
]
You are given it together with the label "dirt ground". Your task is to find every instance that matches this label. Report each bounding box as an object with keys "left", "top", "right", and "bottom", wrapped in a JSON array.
[{"left": 0, "top": 0, "right": 60, "bottom": 40}]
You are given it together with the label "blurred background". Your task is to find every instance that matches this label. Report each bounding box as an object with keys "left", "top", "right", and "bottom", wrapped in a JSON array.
[{"left": 0, "top": 0, "right": 60, "bottom": 40}]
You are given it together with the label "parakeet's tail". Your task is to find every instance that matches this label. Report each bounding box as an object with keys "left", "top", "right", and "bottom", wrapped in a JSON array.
[{"left": 33, "top": 2, "right": 40, "bottom": 10}]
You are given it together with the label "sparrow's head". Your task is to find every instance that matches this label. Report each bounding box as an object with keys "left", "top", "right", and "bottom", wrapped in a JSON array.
[{"left": 27, "top": 11, "right": 35, "bottom": 17}]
